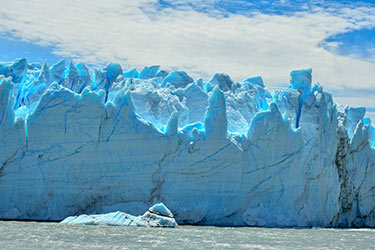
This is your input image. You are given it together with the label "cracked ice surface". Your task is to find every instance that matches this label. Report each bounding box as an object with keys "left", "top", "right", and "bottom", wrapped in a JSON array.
[{"left": 0, "top": 59, "right": 375, "bottom": 227}]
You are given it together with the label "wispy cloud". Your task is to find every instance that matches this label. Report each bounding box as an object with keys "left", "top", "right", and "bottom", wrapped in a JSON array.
[{"left": 0, "top": 0, "right": 374, "bottom": 113}]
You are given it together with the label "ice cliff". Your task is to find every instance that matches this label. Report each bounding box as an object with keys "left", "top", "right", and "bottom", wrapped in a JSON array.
[{"left": 0, "top": 58, "right": 375, "bottom": 228}]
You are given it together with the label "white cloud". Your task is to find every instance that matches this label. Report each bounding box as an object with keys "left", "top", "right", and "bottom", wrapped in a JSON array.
[{"left": 0, "top": 0, "right": 374, "bottom": 110}]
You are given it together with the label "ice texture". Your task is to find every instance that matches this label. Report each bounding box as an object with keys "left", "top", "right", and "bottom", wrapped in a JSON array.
[
  {"left": 1, "top": 59, "right": 375, "bottom": 228},
  {"left": 60, "top": 203, "right": 177, "bottom": 227}
]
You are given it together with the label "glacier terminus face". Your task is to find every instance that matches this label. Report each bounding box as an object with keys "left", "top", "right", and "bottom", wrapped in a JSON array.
[{"left": 0, "top": 58, "right": 375, "bottom": 227}]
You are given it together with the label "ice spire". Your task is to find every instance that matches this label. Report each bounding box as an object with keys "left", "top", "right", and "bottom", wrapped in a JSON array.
[
  {"left": 37, "top": 62, "right": 52, "bottom": 85},
  {"left": 165, "top": 111, "right": 178, "bottom": 136},
  {"left": 0, "top": 78, "right": 15, "bottom": 127},
  {"left": 76, "top": 63, "right": 91, "bottom": 93},
  {"left": 50, "top": 59, "right": 65, "bottom": 83},
  {"left": 113, "top": 89, "right": 135, "bottom": 113},
  {"left": 104, "top": 63, "right": 123, "bottom": 103},
  {"left": 288, "top": 68, "right": 312, "bottom": 128},
  {"left": 204, "top": 86, "right": 227, "bottom": 140}
]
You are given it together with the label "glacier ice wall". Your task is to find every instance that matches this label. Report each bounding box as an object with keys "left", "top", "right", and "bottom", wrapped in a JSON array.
[{"left": 0, "top": 58, "right": 375, "bottom": 227}]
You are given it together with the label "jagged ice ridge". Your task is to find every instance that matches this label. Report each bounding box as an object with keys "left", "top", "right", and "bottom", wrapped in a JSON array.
[{"left": 0, "top": 58, "right": 375, "bottom": 227}]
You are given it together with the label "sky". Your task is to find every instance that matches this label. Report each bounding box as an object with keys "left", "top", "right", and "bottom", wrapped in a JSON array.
[{"left": 0, "top": 0, "right": 374, "bottom": 120}]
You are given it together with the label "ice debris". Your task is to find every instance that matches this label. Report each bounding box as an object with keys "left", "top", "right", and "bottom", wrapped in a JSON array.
[{"left": 61, "top": 203, "right": 177, "bottom": 227}]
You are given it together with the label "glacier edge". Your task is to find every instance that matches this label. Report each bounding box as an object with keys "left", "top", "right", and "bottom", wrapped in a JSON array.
[{"left": 0, "top": 59, "right": 375, "bottom": 227}]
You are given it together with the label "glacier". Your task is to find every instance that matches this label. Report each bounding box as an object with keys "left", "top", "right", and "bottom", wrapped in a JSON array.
[
  {"left": 0, "top": 58, "right": 375, "bottom": 227},
  {"left": 60, "top": 203, "right": 177, "bottom": 227}
]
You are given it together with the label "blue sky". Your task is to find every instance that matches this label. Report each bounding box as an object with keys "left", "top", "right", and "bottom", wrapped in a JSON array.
[
  {"left": 0, "top": 35, "right": 64, "bottom": 65},
  {"left": 0, "top": 0, "right": 374, "bottom": 120},
  {"left": 321, "top": 28, "right": 375, "bottom": 62}
]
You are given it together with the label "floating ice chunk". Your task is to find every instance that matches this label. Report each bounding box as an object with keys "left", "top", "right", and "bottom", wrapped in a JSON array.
[
  {"left": 148, "top": 203, "right": 174, "bottom": 217},
  {"left": 162, "top": 71, "right": 193, "bottom": 88},
  {"left": 60, "top": 211, "right": 148, "bottom": 226},
  {"left": 142, "top": 203, "right": 177, "bottom": 227},
  {"left": 60, "top": 203, "right": 177, "bottom": 227}
]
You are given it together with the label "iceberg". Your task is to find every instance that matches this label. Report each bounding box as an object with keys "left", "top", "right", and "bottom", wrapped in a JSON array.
[
  {"left": 60, "top": 203, "right": 177, "bottom": 227},
  {"left": 0, "top": 58, "right": 375, "bottom": 228}
]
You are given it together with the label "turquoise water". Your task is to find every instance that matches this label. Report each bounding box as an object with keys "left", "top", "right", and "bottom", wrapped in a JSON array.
[{"left": 0, "top": 221, "right": 374, "bottom": 249}]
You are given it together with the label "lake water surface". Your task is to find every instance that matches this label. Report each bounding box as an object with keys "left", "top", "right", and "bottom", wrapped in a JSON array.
[{"left": 0, "top": 221, "right": 374, "bottom": 249}]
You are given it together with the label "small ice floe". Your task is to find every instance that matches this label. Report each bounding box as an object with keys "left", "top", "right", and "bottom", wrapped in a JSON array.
[{"left": 60, "top": 203, "right": 177, "bottom": 228}]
